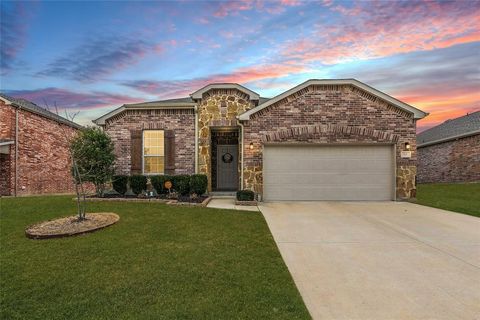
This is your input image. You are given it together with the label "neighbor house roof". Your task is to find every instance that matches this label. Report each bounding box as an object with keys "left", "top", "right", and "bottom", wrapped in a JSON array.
[
  {"left": 238, "top": 79, "right": 428, "bottom": 121},
  {"left": 0, "top": 93, "right": 83, "bottom": 129},
  {"left": 417, "top": 111, "right": 480, "bottom": 147},
  {"left": 93, "top": 97, "right": 197, "bottom": 126},
  {"left": 190, "top": 83, "right": 260, "bottom": 100}
]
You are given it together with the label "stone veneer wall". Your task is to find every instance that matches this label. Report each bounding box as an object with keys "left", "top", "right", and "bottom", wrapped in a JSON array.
[
  {"left": 104, "top": 109, "right": 196, "bottom": 175},
  {"left": 417, "top": 134, "right": 480, "bottom": 183},
  {"left": 197, "top": 89, "right": 255, "bottom": 191},
  {"left": 0, "top": 100, "right": 79, "bottom": 195},
  {"left": 241, "top": 84, "right": 418, "bottom": 199}
]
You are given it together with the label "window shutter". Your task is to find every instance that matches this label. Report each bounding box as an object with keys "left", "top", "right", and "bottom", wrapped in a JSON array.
[
  {"left": 164, "top": 130, "right": 175, "bottom": 175},
  {"left": 131, "top": 130, "right": 142, "bottom": 174}
]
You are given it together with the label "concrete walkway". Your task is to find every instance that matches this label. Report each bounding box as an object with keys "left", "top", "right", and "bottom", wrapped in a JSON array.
[
  {"left": 260, "top": 201, "right": 480, "bottom": 320},
  {"left": 207, "top": 198, "right": 259, "bottom": 211}
]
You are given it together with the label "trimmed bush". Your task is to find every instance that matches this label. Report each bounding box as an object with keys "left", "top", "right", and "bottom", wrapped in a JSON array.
[
  {"left": 171, "top": 175, "right": 190, "bottom": 195},
  {"left": 129, "top": 175, "right": 147, "bottom": 195},
  {"left": 189, "top": 174, "right": 208, "bottom": 195},
  {"left": 112, "top": 175, "right": 128, "bottom": 195},
  {"left": 236, "top": 190, "right": 255, "bottom": 201},
  {"left": 150, "top": 175, "right": 173, "bottom": 194}
]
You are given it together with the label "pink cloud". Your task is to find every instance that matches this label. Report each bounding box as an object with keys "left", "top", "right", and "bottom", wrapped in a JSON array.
[
  {"left": 213, "top": 0, "right": 254, "bottom": 17},
  {"left": 213, "top": 0, "right": 303, "bottom": 17},
  {"left": 396, "top": 87, "right": 480, "bottom": 132},
  {"left": 282, "top": 1, "right": 480, "bottom": 64},
  {"left": 123, "top": 63, "right": 311, "bottom": 97}
]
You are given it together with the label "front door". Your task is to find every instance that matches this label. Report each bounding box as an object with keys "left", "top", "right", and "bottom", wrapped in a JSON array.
[{"left": 216, "top": 145, "right": 238, "bottom": 190}]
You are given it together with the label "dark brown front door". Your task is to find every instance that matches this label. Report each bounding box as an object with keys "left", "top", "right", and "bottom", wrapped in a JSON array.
[{"left": 216, "top": 145, "right": 238, "bottom": 191}]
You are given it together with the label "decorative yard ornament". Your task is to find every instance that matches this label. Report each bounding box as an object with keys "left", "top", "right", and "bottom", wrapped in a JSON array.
[{"left": 164, "top": 180, "right": 173, "bottom": 192}]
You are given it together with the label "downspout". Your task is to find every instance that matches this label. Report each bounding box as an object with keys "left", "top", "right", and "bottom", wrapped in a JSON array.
[
  {"left": 237, "top": 118, "right": 244, "bottom": 190},
  {"left": 194, "top": 105, "right": 198, "bottom": 174},
  {"left": 14, "top": 106, "right": 19, "bottom": 197}
]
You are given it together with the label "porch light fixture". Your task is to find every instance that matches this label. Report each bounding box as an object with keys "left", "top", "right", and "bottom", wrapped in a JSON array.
[
  {"left": 404, "top": 142, "right": 411, "bottom": 150},
  {"left": 249, "top": 142, "right": 254, "bottom": 150}
]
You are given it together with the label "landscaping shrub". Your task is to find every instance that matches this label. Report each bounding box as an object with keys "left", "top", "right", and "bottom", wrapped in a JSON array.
[
  {"left": 171, "top": 175, "right": 190, "bottom": 195},
  {"left": 150, "top": 175, "right": 173, "bottom": 194},
  {"left": 189, "top": 174, "right": 208, "bottom": 195},
  {"left": 112, "top": 175, "right": 128, "bottom": 195},
  {"left": 70, "top": 127, "right": 115, "bottom": 197},
  {"left": 236, "top": 190, "right": 255, "bottom": 201},
  {"left": 129, "top": 175, "right": 147, "bottom": 195}
]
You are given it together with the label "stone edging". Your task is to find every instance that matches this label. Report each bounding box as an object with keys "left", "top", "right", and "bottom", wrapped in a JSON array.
[
  {"left": 73, "top": 196, "right": 212, "bottom": 207},
  {"left": 25, "top": 213, "right": 120, "bottom": 240},
  {"left": 166, "top": 196, "right": 212, "bottom": 207}
]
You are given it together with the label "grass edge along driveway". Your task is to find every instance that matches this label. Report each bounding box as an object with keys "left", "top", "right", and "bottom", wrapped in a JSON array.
[
  {"left": 416, "top": 183, "right": 480, "bottom": 218},
  {"left": 0, "top": 196, "right": 310, "bottom": 320}
]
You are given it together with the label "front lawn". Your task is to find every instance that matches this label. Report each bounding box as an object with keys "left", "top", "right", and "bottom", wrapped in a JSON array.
[
  {"left": 416, "top": 183, "right": 480, "bottom": 218},
  {"left": 0, "top": 196, "right": 310, "bottom": 319}
]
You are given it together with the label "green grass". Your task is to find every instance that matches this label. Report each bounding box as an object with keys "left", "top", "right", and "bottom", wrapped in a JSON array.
[
  {"left": 0, "top": 196, "right": 310, "bottom": 320},
  {"left": 416, "top": 183, "right": 480, "bottom": 218}
]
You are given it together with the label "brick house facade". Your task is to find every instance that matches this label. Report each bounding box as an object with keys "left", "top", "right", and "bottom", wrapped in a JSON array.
[
  {"left": 417, "top": 111, "right": 480, "bottom": 183},
  {"left": 0, "top": 95, "right": 82, "bottom": 196},
  {"left": 94, "top": 79, "right": 427, "bottom": 201}
]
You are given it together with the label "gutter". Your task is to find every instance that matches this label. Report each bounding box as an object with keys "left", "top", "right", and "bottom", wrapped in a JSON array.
[
  {"left": 417, "top": 129, "right": 480, "bottom": 148},
  {"left": 237, "top": 118, "right": 245, "bottom": 190},
  {"left": 14, "top": 106, "right": 19, "bottom": 197},
  {"left": 194, "top": 105, "right": 198, "bottom": 174}
]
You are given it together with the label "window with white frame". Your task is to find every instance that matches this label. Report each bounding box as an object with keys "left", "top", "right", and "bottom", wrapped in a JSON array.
[{"left": 143, "top": 130, "right": 164, "bottom": 174}]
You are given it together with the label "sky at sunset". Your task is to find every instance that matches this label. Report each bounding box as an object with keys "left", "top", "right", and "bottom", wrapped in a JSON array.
[{"left": 1, "top": 0, "right": 479, "bottom": 131}]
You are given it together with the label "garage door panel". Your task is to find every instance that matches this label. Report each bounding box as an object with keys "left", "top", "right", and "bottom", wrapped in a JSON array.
[
  {"left": 263, "top": 145, "right": 394, "bottom": 201},
  {"left": 264, "top": 172, "right": 390, "bottom": 185},
  {"left": 264, "top": 186, "right": 391, "bottom": 201}
]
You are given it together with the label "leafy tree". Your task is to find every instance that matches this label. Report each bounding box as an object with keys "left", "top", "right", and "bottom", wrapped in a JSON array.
[{"left": 71, "top": 127, "right": 115, "bottom": 197}]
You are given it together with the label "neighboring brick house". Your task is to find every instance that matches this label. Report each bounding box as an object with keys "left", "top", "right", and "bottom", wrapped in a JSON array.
[
  {"left": 94, "top": 79, "right": 428, "bottom": 201},
  {"left": 417, "top": 111, "right": 480, "bottom": 184},
  {"left": 0, "top": 94, "right": 82, "bottom": 196}
]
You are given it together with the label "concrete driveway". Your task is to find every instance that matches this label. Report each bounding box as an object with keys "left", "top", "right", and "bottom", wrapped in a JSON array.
[{"left": 260, "top": 202, "right": 480, "bottom": 320}]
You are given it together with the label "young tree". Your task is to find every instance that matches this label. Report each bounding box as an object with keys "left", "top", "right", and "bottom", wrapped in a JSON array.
[{"left": 70, "top": 127, "right": 115, "bottom": 197}]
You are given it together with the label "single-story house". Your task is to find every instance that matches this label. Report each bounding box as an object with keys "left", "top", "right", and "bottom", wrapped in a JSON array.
[
  {"left": 94, "top": 79, "right": 428, "bottom": 201},
  {"left": 0, "top": 94, "right": 83, "bottom": 196},
  {"left": 417, "top": 111, "right": 479, "bottom": 184}
]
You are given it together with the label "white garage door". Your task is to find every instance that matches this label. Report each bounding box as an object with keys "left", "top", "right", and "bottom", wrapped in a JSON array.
[{"left": 263, "top": 145, "right": 394, "bottom": 201}]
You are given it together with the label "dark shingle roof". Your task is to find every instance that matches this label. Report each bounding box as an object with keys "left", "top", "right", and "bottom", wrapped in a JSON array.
[
  {"left": 0, "top": 93, "right": 83, "bottom": 129},
  {"left": 259, "top": 97, "right": 270, "bottom": 105},
  {"left": 417, "top": 111, "right": 480, "bottom": 146}
]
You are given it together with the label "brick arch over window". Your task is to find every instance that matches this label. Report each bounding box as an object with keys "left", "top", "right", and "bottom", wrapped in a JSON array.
[{"left": 261, "top": 124, "right": 400, "bottom": 144}]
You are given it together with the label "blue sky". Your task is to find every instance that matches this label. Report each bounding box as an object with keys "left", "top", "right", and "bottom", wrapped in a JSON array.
[{"left": 1, "top": 0, "right": 479, "bottom": 130}]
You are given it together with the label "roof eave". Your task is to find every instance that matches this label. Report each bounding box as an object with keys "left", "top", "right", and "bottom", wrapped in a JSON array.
[
  {"left": 0, "top": 140, "right": 15, "bottom": 146},
  {"left": 93, "top": 103, "right": 197, "bottom": 126}
]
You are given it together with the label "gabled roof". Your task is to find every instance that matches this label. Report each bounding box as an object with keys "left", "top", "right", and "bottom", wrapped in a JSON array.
[
  {"left": 417, "top": 111, "right": 480, "bottom": 147},
  {"left": 238, "top": 79, "right": 428, "bottom": 120},
  {"left": 0, "top": 93, "right": 83, "bottom": 129},
  {"left": 93, "top": 97, "right": 196, "bottom": 126},
  {"left": 190, "top": 83, "right": 260, "bottom": 100}
]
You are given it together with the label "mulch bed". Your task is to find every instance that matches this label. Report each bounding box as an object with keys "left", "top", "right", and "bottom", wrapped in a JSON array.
[{"left": 25, "top": 213, "right": 119, "bottom": 239}]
